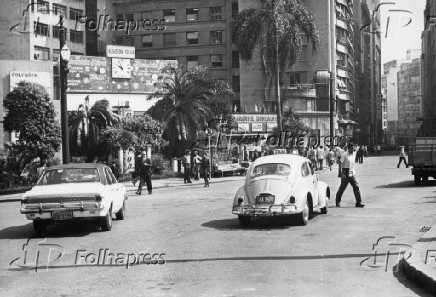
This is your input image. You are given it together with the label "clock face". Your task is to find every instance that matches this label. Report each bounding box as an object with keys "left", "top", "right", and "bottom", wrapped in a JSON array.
[{"left": 112, "top": 58, "right": 131, "bottom": 78}]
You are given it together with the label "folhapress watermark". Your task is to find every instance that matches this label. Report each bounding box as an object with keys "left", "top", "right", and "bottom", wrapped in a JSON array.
[{"left": 10, "top": 237, "right": 165, "bottom": 272}]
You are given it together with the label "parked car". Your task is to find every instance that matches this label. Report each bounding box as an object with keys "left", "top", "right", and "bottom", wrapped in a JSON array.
[
  {"left": 20, "top": 163, "right": 127, "bottom": 234},
  {"left": 232, "top": 154, "right": 330, "bottom": 227}
]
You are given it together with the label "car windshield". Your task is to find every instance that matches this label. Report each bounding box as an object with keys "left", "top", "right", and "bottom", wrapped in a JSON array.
[
  {"left": 251, "top": 163, "right": 291, "bottom": 178},
  {"left": 37, "top": 168, "right": 100, "bottom": 185}
]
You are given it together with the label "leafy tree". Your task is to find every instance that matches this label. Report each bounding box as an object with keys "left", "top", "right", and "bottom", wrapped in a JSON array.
[
  {"left": 3, "top": 81, "right": 61, "bottom": 167},
  {"left": 100, "top": 115, "right": 166, "bottom": 153},
  {"left": 69, "top": 97, "right": 120, "bottom": 158},
  {"left": 233, "top": 0, "right": 319, "bottom": 131},
  {"left": 275, "top": 108, "right": 309, "bottom": 135}
]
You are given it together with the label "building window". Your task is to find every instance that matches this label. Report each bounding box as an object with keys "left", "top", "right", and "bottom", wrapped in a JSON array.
[
  {"left": 115, "top": 37, "right": 124, "bottom": 45},
  {"left": 34, "top": 21, "right": 49, "bottom": 37},
  {"left": 70, "top": 30, "right": 84, "bottom": 43},
  {"left": 210, "top": 7, "right": 222, "bottom": 21},
  {"left": 232, "top": 51, "right": 239, "bottom": 68},
  {"left": 186, "top": 8, "right": 199, "bottom": 21},
  {"left": 289, "top": 73, "right": 301, "bottom": 84},
  {"left": 187, "top": 56, "right": 199, "bottom": 68},
  {"left": 210, "top": 30, "right": 223, "bottom": 44},
  {"left": 142, "top": 35, "right": 153, "bottom": 48},
  {"left": 52, "top": 26, "right": 61, "bottom": 39},
  {"left": 116, "top": 14, "right": 124, "bottom": 21},
  {"left": 187, "top": 32, "right": 199, "bottom": 45},
  {"left": 53, "top": 3, "right": 67, "bottom": 19},
  {"left": 53, "top": 49, "right": 60, "bottom": 62},
  {"left": 125, "top": 36, "right": 135, "bottom": 46},
  {"left": 35, "top": 1, "right": 50, "bottom": 14},
  {"left": 141, "top": 11, "right": 151, "bottom": 19},
  {"left": 232, "top": 2, "right": 239, "bottom": 18},
  {"left": 34, "top": 46, "right": 50, "bottom": 60},
  {"left": 233, "top": 76, "right": 240, "bottom": 92},
  {"left": 125, "top": 14, "right": 134, "bottom": 21},
  {"left": 163, "top": 9, "right": 176, "bottom": 22},
  {"left": 164, "top": 33, "right": 176, "bottom": 47},
  {"left": 70, "top": 8, "right": 83, "bottom": 20},
  {"left": 211, "top": 54, "right": 223, "bottom": 67}
]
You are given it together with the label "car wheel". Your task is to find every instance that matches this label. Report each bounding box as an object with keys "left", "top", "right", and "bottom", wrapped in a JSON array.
[
  {"left": 115, "top": 201, "right": 126, "bottom": 220},
  {"left": 238, "top": 215, "right": 251, "bottom": 227},
  {"left": 295, "top": 200, "right": 309, "bottom": 226},
  {"left": 320, "top": 204, "right": 328, "bottom": 214},
  {"left": 101, "top": 207, "right": 113, "bottom": 231},
  {"left": 414, "top": 175, "right": 421, "bottom": 185},
  {"left": 33, "top": 220, "right": 46, "bottom": 235}
]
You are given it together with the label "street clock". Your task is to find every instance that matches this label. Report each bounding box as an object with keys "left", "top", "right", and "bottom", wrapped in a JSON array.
[{"left": 111, "top": 58, "right": 131, "bottom": 78}]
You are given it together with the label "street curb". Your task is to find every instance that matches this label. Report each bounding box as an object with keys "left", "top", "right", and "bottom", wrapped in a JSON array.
[{"left": 400, "top": 225, "right": 436, "bottom": 294}]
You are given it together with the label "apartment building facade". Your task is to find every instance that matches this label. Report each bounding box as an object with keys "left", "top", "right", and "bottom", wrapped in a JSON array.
[
  {"left": 421, "top": 0, "right": 436, "bottom": 136},
  {"left": 101, "top": 0, "right": 240, "bottom": 108},
  {"left": 397, "top": 58, "right": 423, "bottom": 144}
]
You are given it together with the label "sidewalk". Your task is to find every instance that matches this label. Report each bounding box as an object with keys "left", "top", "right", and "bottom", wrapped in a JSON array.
[{"left": 400, "top": 224, "right": 436, "bottom": 294}]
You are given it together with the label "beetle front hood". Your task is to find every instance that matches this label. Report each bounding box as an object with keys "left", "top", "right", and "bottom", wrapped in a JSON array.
[{"left": 246, "top": 178, "right": 293, "bottom": 204}]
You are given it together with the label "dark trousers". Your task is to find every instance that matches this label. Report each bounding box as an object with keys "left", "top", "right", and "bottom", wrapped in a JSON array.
[
  {"left": 203, "top": 171, "right": 209, "bottom": 185},
  {"left": 336, "top": 172, "right": 362, "bottom": 204},
  {"left": 194, "top": 165, "right": 200, "bottom": 180},
  {"left": 138, "top": 175, "right": 152, "bottom": 193},
  {"left": 184, "top": 164, "right": 191, "bottom": 183},
  {"left": 318, "top": 159, "right": 324, "bottom": 170},
  {"left": 358, "top": 156, "right": 363, "bottom": 164},
  {"left": 397, "top": 157, "right": 408, "bottom": 167}
]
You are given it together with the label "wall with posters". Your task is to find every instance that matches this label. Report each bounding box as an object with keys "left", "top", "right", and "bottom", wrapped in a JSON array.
[{"left": 67, "top": 55, "right": 176, "bottom": 94}]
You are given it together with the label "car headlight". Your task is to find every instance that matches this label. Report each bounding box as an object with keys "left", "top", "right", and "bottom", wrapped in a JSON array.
[{"left": 289, "top": 196, "right": 296, "bottom": 204}]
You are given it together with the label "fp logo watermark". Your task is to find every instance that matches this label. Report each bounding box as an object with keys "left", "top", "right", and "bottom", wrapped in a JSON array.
[
  {"left": 9, "top": 237, "right": 65, "bottom": 272},
  {"left": 360, "top": 2, "right": 413, "bottom": 38},
  {"left": 360, "top": 236, "right": 414, "bottom": 272}
]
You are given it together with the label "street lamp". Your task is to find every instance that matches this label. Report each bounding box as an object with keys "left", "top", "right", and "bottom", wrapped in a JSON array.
[{"left": 59, "top": 20, "right": 71, "bottom": 164}]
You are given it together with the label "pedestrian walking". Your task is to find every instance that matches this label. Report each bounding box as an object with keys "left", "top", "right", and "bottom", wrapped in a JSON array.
[
  {"left": 363, "top": 145, "right": 368, "bottom": 158},
  {"left": 327, "top": 148, "right": 335, "bottom": 171},
  {"left": 335, "top": 143, "right": 365, "bottom": 208},
  {"left": 136, "top": 151, "right": 153, "bottom": 195},
  {"left": 132, "top": 152, "right": 141, "bottom": 186},
  {"left": 182, "top": 151, "right": 192, "bottom": 183},
  {"left": 201, "top": 152, "right": 210, "bottom": 187},
  {"left": 308, "top": 146, "right": 317, "bottom": 170},
  {"left": 397, "top": 146, "right": 409, "bottom": 168},
  {"left": 317, "top": 146, "right": 325, "bottom": 170},
  {"left": 110, "top": 158, "right": 121, "bottom": 180},
  {"left": 193, "top": 151, "right": 202, "bottom": 180}
]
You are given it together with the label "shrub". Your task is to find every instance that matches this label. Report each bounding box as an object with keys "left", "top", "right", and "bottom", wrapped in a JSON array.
[{"left": 151, "top": 154, "right": 165, "bottom": 175}]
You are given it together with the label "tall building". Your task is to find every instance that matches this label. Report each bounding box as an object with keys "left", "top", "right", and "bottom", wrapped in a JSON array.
[
  {"left": 397, "top": 58, "right": 423, "bottom": 144},
  {"left": 421, "top": 0, "right": 436, "bottom": 136},
  {"left": 0, "top": 0, "right": 88, "bottom": 61},
  {"left": 101, "top": 0, "right": 240, "bottom": 109},
  {"left": 238, "top": 0, "right": 358, "bottom": 141}
]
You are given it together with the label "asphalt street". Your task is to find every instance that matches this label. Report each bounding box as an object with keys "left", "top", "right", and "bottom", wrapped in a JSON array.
[{"left": 1, "top": 156, "right": 436, "bottom": 297}]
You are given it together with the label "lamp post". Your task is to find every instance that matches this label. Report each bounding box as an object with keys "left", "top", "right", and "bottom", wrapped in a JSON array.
[
  {"left": 329, "top": 71, "right": 335, "bottom": 143},
  {"left": 60, "top": 20, "right": 71, "bottom": 164}
]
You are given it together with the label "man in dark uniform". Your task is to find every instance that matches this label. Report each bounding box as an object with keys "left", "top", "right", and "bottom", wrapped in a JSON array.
[{"left": 136, "top": 151, "right": 152, "bottom": 195}]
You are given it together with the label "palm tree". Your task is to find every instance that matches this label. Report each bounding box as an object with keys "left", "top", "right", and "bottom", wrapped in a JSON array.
[
  {"left": 233, "top": 0, "right": 319, "bottom": 131},
  {"left": 149, "top": 67, "right": 215, "bottom": 157},
  {"left": 69, "top": 97, "right": 120, "bottom": 156}
]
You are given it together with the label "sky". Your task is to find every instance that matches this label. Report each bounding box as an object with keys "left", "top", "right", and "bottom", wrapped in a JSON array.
[{"left": 379, "top": 0, "right": 426, "bottom": 65}]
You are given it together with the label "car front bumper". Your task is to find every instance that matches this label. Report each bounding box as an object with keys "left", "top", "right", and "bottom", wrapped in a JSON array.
[
  {"left": 232, "top": 204, "right": 302, "bottom": 217},
  {"left": 20, "top": 202, "right": 107, "bottom": 220}
]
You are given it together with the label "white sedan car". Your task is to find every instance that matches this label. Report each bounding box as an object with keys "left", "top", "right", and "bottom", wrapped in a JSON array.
[
  {"left": 232, "top": 154, "right": 330, "bottom": 226},
  {"left": 20, "top": 163, "right": 127, "bottom": 234}
]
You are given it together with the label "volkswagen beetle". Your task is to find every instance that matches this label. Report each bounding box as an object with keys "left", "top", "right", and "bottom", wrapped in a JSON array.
[{"left": 232, "top": 154, "right": 330, "bottom": 226}]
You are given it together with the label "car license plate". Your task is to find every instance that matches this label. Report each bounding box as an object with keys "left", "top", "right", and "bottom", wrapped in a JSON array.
[
  {"left": 53, "top": 211, "right": 73, "bottom": 220},
  {"left": 256, "top": 195, "right": 275, "bottom": 204}
]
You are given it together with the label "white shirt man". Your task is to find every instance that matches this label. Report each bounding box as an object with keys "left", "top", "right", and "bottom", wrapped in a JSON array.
[{"left": 340, "top": 149, "right": 357, "bottom": 176}]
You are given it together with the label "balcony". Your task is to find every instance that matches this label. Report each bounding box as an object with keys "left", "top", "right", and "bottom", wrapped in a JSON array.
[{"left": 282, "top": 84, "right": 316, "bottom": 99}]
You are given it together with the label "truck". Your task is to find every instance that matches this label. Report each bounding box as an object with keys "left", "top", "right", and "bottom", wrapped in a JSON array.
[{"left": 408, "top": 137, "right": 436, "bottom": 185}]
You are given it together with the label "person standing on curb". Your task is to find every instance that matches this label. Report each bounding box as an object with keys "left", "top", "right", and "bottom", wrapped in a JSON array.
[
  {"left": 193, "top": 151, "right": 202, "bottom": 180},
  {"left": 182, "top": 150, "right": 192, "bottom": 184},
  {"left": 327, "top": 148, "right": 335, "bottom": 171},
  {"left": 136, "top": 151, "right": 153, "bottom": 195},
  {"left": 317, "top": 145, "right": 325, "bottom": 170},
  {"left": 397, "top": 146, "right": 409, "bottom": 168},
  {"left": 201, "top": 152, "right": 210, "bottom": 187},
  {"left": 336, "top": 143, "right": 365, "bottom": 208}
]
